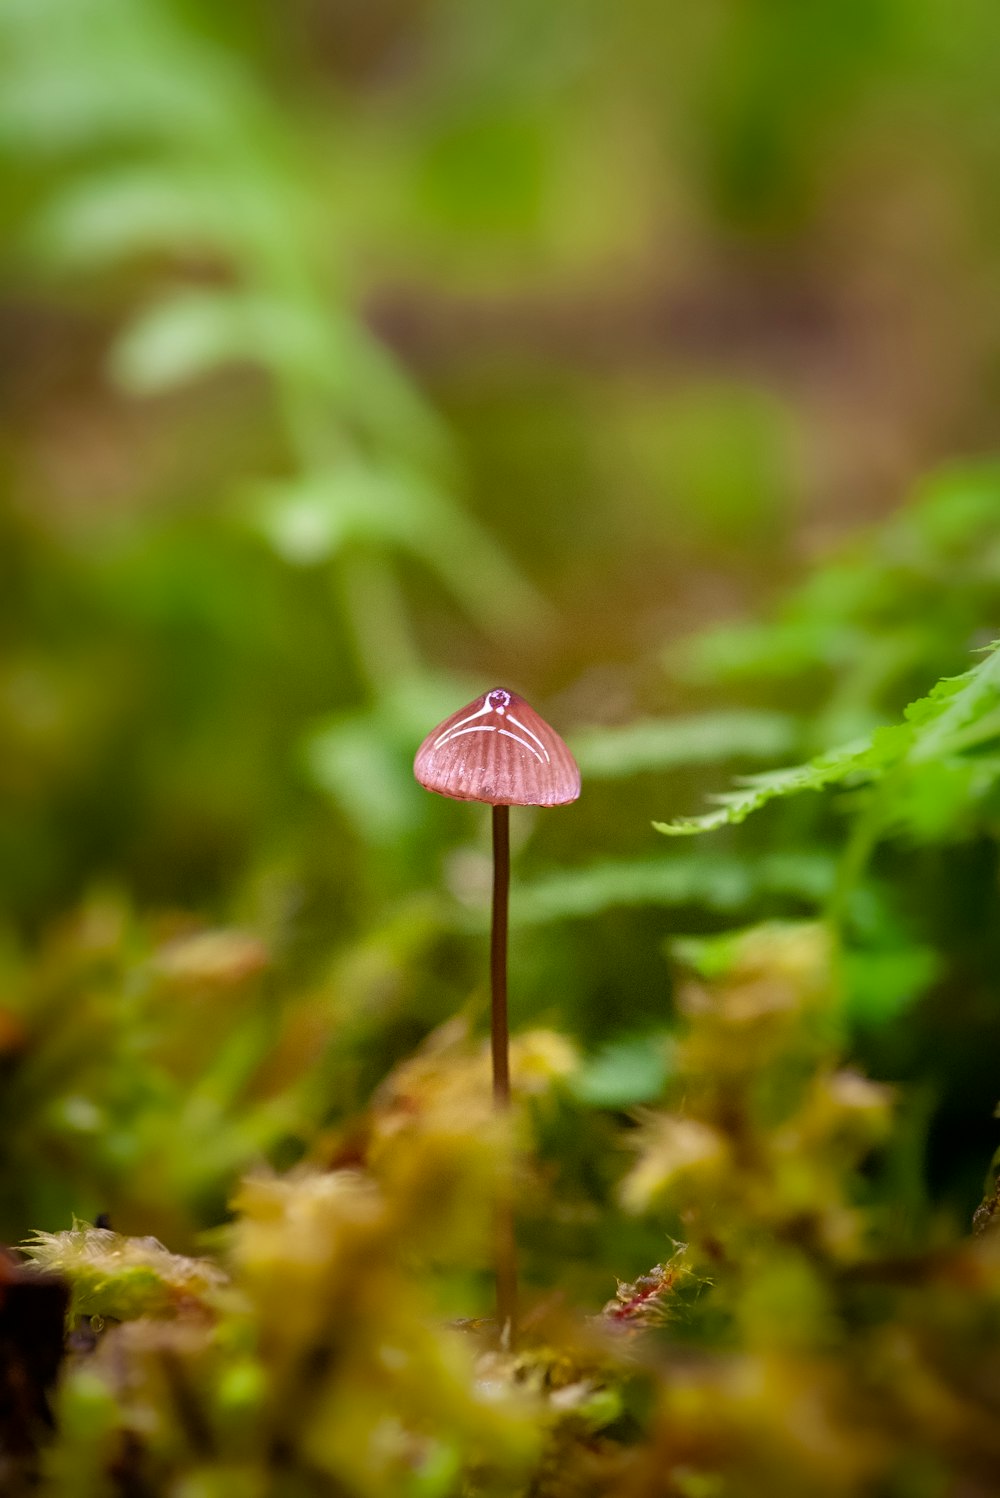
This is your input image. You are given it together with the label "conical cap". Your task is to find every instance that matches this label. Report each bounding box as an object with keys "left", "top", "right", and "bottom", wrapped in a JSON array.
[{"left": 414, "top": 688, "right": 580, "bottom": 807}]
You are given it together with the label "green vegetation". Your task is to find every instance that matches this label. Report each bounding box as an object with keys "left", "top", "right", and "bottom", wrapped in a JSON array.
[{"left": 3, "top": 1, "right": 1000, "bottom": 1493}]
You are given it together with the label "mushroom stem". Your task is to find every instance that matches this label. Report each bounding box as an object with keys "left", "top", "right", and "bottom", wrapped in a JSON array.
[
  {"left": 490, "top": 803, "right": 517, "bottom": 1338},
  {"left": 490, "top": 805, "right": 510, "bottom": 1107}
]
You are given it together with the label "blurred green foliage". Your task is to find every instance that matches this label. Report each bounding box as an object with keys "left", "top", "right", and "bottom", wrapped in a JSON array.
[{"left": 3, "top": 0, "right": 1000, "bottom": 1491}]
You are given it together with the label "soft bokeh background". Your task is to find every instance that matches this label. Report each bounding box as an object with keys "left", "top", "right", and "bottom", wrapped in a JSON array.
[{"left": 3, "top": 0, "right": 1000, "bottom": 1264}]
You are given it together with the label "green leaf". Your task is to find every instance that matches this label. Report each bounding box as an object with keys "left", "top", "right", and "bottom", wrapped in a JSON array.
[
  {"left": 112, "top": 291, "right": 447, "bottom": 457},
  {"left": 654, "top": 738, "right": 877, "bottom": 836},
  {"left": 656, "top": 641, "right": 1000, "bottom": 839},
  {"left": 28, "top": 171, "right": 239, "bottom": 269},
  {"left": 512, "top": 850, "right": 836, "bottom": 923},
  {"left": 112, "top": 289, "right": 253, "bottom": 394},
  {"left": 902, "top": 646, "right": 1000, "bottom": 762},
  {"left": 571, "top": 710, "right": 798, "bottom": 779},
  {"left": 111, "top": 290, "right": 332, "bottom": 395},
  {"left": 0, "top": 1, "right": 257, "bottom": 153},
  {"left": 302, "top": 713, "right": 423, "bottom": 844},
  {"left": 253, "top": 463, "right": 553, "bottom": 640},
  {"left": 672, "top": 467, "right": 1000, "bottom": 750},
  {"left": 301, "top": 673, "right": 483, "bottom": 843}
]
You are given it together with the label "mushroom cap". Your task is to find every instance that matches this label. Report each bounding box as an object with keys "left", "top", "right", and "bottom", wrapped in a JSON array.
[{"left": 414, "top": 688, "right": 581, "bottom": 807}]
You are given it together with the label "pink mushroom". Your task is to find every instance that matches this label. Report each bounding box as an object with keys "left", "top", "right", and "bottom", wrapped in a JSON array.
[{"left": 414, "top": 687, "right": 580, "bottom": 1335}]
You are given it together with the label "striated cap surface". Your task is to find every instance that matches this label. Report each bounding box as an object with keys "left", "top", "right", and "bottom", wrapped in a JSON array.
[{"left": 414, "top": 688, "right": 580, "bottom": 807}]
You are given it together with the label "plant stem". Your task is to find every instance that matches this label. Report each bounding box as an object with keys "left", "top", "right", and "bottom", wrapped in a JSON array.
[{"left": 490, "top": 804, "right": 517, "bottom": 1339}]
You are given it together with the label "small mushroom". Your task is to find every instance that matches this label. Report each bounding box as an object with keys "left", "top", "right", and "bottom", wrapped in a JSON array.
[{"left": 414, "top": 687, "right": 580, "bottom": 1334}]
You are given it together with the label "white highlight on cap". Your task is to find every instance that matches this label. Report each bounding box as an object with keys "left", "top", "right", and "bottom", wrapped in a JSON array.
[
  {"left": 506, "top": 712, "right": 550, "bottom": 762},
  {"left": 433, "top": 699, "right": 492, "bottom": 748},
  {"left": 435, "top": 724, "right": 497, "bottom": 748},
  {"left": 498, "top": 728, "right": 544, "bottom": 763}
]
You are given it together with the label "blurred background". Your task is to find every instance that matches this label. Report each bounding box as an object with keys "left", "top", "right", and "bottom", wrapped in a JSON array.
[{"left": 2, "top": 0, "right": 1000, "bottom": 1269}]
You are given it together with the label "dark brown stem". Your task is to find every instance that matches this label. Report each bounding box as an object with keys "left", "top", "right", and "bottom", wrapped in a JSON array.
[
  {"left": 490, "top": 805, "right": 510, "bottom": 1106},
  {"left": 490, "top": 804, "right": 516, "bottom": 1338}
]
